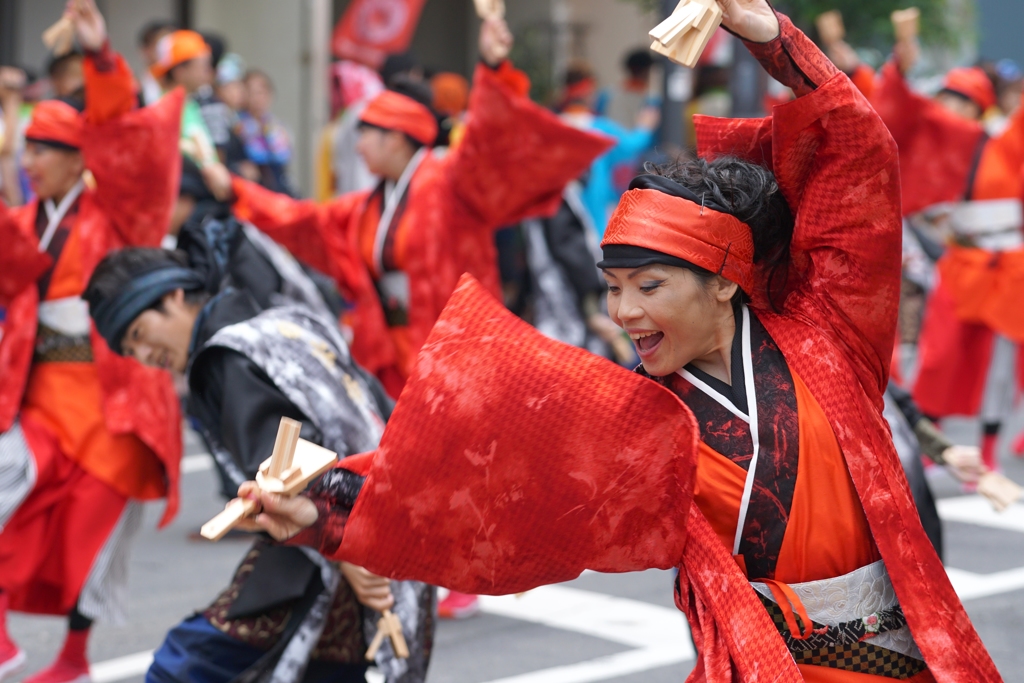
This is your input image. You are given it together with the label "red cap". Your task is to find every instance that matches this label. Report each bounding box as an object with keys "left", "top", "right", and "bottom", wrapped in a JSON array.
[
  {"left": 24, "top": 100, "right": 84, "bottom": 149},
  {"left": 151, "top": 30, "right": 211, "bottom": 79},
  {"left": 942, "top": 67, "right": 996, "bottom": 113},
  {"left": 360, "top": 90, "right": 438, "bottom": 146}
]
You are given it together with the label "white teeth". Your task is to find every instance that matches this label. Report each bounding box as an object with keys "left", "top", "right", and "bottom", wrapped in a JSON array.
[{"left": 629, "top": 332, "right": 658, "bottom": 341}]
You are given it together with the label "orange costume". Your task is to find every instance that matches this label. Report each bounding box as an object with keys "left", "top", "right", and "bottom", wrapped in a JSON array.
[
  {"left": 231, "top": 61, "right": 611, "bottom": 397},
  {"left": 873, "top": 60, "right": 1024, "bottom": 421},
  {"left": 293, "top": 13, "right": 999, "bottom": 682},
  {"left": 0, "top": 44, "right": 182, "bottom": 617}
]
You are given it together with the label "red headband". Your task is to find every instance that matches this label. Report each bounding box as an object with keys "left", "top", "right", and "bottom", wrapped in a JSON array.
[
  {"left": 360, "top": 90, "right": 438, "bottom": 146},
  {"left": 25, "top": 100, "right": 84, "bottom": 149},
  {"left": 602, "top": 188, "right": 755, "bottom": 293}
]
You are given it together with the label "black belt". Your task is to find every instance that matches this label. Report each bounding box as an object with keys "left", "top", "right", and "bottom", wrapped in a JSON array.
[
  {"left": 758, "top": 593, "right": 927, "bottom": 679},
  {"left": 34, "top": 324, "right": 93, "bottom": 363}
]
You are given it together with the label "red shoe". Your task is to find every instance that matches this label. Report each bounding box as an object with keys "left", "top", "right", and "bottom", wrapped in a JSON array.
[
  {"left": 437, "top": 591, "right": 480, "bottom": 620},
  {"left": 22, "top": 659, "right": 91, "bottom": 683},
  {"left": 0, "top": 641, "right": 26, "bottom": 682}
]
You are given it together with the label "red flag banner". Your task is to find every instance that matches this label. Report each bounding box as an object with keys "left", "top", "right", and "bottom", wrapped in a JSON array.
[{"left": 332, "top": 0, "right": 429, "bottom": 69}]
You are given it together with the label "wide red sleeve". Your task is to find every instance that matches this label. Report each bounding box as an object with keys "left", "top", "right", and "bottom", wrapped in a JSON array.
[
  {"left": 873, "top": 60, "right": 985, "bottom": 214},
  {"left": 972, "top": 92, "right": 1024, "bottom": 200},
  {"left": 81, "top": 48, "right": 183, "bottom": 247},
  {"left": 697, "top": 14, "right": 902, "bottom": 399},
  {"left": 0, "top": 202, "right": 50, "bottom": 305},
  {"left": 444, "top": 63, "right": 613, "bottom": 228},
  {"left": 231, "top": 176, "right": 362, "bottom": 278},
  {"left": 320, "top": 276, "right": 698, "bottom": 595}
]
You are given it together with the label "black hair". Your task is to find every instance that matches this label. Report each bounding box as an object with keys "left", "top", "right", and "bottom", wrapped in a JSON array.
[
  {"left": 84, "top": 248, "right": 208, "bottom": 317},
  {"left": 243, "top": 68, "right": 274, "bottom": 93},
  {"left": 138, "top": 20, "right": 177, "bottom": 49},
  {"left": 389, "top": 75, "right": 434, "bottom": 110},
  {"left": 564, "top": 61, "right": 594, "bottom": 88},
  {"left": 200, "top": 32, "right": 226, "bottom": 68},
  {"left": 380, "top": 51, "right": 420, "bottom": 88},
  {"left": 648, "top": 155, "right": 795, "bottom": 310},
  {"left": 624, "top": 50, "right": 653, "bottom": 77},
  {"left": 47, "top": 50, "right": 82, "bottom": 80}
]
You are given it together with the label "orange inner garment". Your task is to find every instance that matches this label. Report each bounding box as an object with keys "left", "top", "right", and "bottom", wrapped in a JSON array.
[
  {"left": 357, "top": 191, "right": 415, "bottom": 379},
  {"left": 20, "top": 223, "right": 166, "bottom": 501},
  {"left": 693, "top": 369, "right": 901, "bottom": 682}
]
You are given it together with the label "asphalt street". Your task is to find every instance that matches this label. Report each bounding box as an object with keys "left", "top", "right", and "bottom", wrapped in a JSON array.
[{"left": 8, "top": 417, "right": 1024, "bottom": 683}]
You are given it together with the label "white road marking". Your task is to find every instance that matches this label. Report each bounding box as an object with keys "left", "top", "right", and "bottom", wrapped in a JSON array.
[
  {"left": 945, "top": 566, "right": 1024, "bottom": 601},
  {"left": 91, "top": 651, "right": 153, "bottom": 683},
  {"left": 936, "top": 494, "right": 1024, "bottom": 533},
  {"left": 86, "top": 585, "right": 691, "bottom": 683},
  {"left": 181, "top": 453, "right": 214, "bottom": 474}
]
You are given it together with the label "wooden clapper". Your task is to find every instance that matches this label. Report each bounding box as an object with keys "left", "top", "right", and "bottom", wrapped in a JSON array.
[
  {"left": 199, "top": 417, "right": 410, "bottom": 660},
  {"left": 649, "top": 0, "right": 723, "bottom": 69},
  {"left": 891, "top": 7, "right": 921, "bottom": 42},
  {"left": 473, "top": 0, "right": 505, "bottom": 20},
  {"left": 200, "top": 417, "right": 337, "bottom": 541}
]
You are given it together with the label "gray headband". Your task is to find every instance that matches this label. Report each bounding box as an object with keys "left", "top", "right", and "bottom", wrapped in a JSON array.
[{"left": 90, "top": 267, "right": 206, "bottom": 353}]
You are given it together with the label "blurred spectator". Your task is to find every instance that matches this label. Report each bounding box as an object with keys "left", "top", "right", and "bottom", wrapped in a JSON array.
[
  {"left": 380, "top": 51, "right": 424, "bottom": 87},
  {"left": 684, "top": 65, "right": 730, "bottom": 148},
  {"left": 47, "top": 51, "right": 84, "bottom": 103},
  {"left": 599, "top": 49, "right": 659, "bottom": 129},
  {"left": 0, "top": 66, "right": 27, "bottom": 206},
  {"left": 558, "top": 61, "right": 659, "bottom": 237},
  {"left": 431, "top": 71, "right": 469, "bottom": 148},
  {"left": 152, "top": 30, "right": 219, "bottom": 168},
  {"left": 986, "top": 58, "right": 1023, "bottom": 136},
  {"left": 316, "top": 60, "right": 383, "bottom": 200},
  {"left": 137, "top": 20, "right": 177, "bottom": 105},
  {"left": 215, "top": 53, "right": 248, "bottom": 111},
  {"left": 193, "top": 37, "right": 253, "bottom": 179},
  {"left": 237, "top": 69, "right": 293, "bottom": 195}
]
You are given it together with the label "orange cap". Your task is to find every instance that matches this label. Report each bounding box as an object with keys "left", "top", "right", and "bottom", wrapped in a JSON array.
[
  {"left": 151, "top": 30, "right": 211, "bottom": 79},
  {"left": 431, "top": 72, "right": 469, "bottom": 117},
  {"left": 24, "top": 100, "right": 84, "bottom": 149},
  {"left": 360, "top": 90, "right": 438, "bottom": 146},
  {"left": 942, "top": 67, "right": 996, "bottom": 113}
]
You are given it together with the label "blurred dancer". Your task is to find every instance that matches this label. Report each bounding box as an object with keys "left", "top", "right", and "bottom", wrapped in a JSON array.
[
  {"left": 558, "top": 61, "right": 659, "bottom": 237},
  {"left": 874, "top": 32, "right": 1024, "bottom": 472},
  {"left": 137, "top": 20, "right": 177, "bottom": 106},
  {"left": 217, "top": 16, "right": 609, "bottom": 399},
  {"left": 0, "top": 2, "right": 183, "bottom": 682}
]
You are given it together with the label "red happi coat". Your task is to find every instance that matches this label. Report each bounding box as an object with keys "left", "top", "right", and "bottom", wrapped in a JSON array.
[
  {"left": 0, "top": 51, "right": 183, "bottom": 527},
  {"left": 231, "top": 62, "right": 611, "bottom": 397},
  {"left": 873, "top": 61, "right": 1024, "bottom": 416},
  {"left": 304, "top": 16, "right": 999, "bottom": 683}
]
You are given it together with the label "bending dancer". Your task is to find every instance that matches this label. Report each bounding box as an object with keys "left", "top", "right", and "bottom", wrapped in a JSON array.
[
  {"left": 0, "top": 2, "right": 183, "bottom": 682},
  {"left": 209, "top": 15, "right": 610, "bottom": 398},
  {"left": 84, "top": 248, "right": 430, "bottom": 683},
  {"left": 873, "top": 30, "right": 1024, "bottom": 472},
  {"left": 233, "top": 1, "right": 1000, "bottom": 681}
]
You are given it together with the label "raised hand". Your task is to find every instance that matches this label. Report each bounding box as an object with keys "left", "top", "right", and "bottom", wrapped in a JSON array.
[
  {"left": 716, "top": 0, "right": 779, "bottom": 44},
  {"left": 0, "top": 67, "right": 26, "bottom": 105},
  {"left": 68, "top": 0, "right": 107, "bottom": 52},
  {"left": 479, "top": 16, "right": 513, "bottom": 67}
]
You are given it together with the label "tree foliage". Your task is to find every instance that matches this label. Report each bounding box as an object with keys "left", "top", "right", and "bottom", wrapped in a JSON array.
[{"left": 618, "top": 0, "right": 972, "bottom": 49}]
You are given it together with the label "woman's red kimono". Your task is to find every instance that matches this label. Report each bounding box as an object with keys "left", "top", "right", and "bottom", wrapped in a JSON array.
[
  {"left": 291, "top": 14, "right": 999, "bottom": 683},
  {"left": 873, "top": 60, "right": 1024, "bottom": 417},
  {"left": 0, "top": 48, "right": 183, "bottom": 614},
  {"left": 231, "top": 62, "right": 611, "bottom": 397}
]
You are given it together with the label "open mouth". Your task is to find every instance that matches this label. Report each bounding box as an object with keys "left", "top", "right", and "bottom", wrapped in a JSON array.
[{"left": 629, "top": 331, "right": 664, "bottom": 355}]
